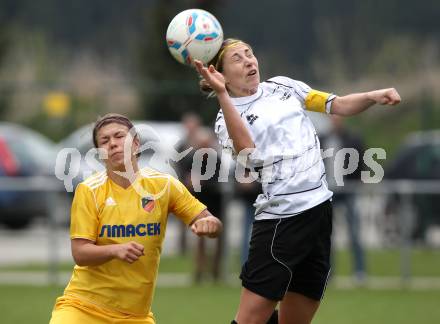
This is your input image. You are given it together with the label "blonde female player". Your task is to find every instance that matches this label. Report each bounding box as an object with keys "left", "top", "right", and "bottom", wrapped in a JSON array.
[
  {"left": 49, "top": 113, "right": 223, "bottom": 324},
  {"left": 195, "top": 39, "right": 401, "bottom": 324}
]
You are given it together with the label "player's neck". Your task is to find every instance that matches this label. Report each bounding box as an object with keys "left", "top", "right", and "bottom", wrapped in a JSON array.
[
  {"left": 230, "top": 86, "right": 258, "bottom": 98},
  {"left": 107, "top": 162, "right": 140, "bottom": 189}
]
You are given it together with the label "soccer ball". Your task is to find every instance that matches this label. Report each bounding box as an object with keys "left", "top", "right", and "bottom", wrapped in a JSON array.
[{"left": 166, "top": 9, "right": 223, "bottom": 65}]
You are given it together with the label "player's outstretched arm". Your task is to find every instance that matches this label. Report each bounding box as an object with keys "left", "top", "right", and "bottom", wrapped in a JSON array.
[
  {"left": 331, "top": 88, "right": 401, "bottom": 116},
  {"left": 71, "top": 238, "right": 144, "bottom": 266},
  {"left": 190, "top": 209, "right": 223, "bottom": 238}
]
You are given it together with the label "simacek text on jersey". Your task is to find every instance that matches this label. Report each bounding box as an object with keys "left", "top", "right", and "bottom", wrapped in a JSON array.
[{"left": 99, "top": 223, "right": 161, "bottom": 238}]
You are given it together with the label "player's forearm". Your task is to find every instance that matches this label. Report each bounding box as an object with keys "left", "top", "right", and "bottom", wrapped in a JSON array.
[
  {"left": 331, "top": 92, "right": 376, "bottom": 116},
  {"left": 72, "top": 242, "right": 116, "bottom": 266},
  {"left": 217, "top": 91, "right": 255, "bottom": 153}
]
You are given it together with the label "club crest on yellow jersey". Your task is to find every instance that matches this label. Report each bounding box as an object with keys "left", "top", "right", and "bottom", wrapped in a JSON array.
[{"left": 141, "top": 196, "right": 155, "bottom": 213}]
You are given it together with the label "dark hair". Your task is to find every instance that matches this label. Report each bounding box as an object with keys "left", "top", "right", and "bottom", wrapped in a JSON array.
[
  {"left": 199, "top": 38, "right": 252, "bottom": 97},
  {"left": 92, "top": 113, "right": 138, "bottom": 149}
]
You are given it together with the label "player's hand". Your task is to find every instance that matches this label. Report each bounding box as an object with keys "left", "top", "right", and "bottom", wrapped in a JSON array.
[
  {"left": 112, "top": 241, "right": 144, "bottom": 264},
  {"left": 194, "top": 59, "right": 227, "bottom": 95},
  {"left": 368, "top": 88, "right": 401, "bottom": 106},
  {"left": 191, "top": 215, "right": 223, "bottom": 238}
]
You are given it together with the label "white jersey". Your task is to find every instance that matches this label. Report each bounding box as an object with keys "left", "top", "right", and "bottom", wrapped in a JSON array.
[{"left": 215, "top": 76, "right": 336, "bottom": 220}]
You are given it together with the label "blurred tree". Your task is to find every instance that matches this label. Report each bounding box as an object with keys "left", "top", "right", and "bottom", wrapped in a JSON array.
[
  {"left": 1, "top": 0, "right": 438, "bottom": 83},
  {"left": 0, "top": 23, "right": 11, "bottom": 119},
  {"left": 0, "top": 0, "right": 439, "bottom": 150},
  {"left": 310, "top": 0, "right": 440, "bottom": 81},
  {"left": 0, "top": 0, "right": 150, "bottom": 56}
]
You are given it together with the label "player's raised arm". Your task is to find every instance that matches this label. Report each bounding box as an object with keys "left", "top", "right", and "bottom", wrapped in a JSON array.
[
  {"left": 195, "top": 59, "right": 255, "bottom": 154},
  {"left": 331, "top": 88, "right": 401, "bottom": 116}
]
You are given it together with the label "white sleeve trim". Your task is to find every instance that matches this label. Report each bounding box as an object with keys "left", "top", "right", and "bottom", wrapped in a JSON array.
[{"left": 326, "top": 94, "right": 337, "bottom": 114}]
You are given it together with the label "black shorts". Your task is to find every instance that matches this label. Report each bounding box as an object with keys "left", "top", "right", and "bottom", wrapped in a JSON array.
[{"left": 240, "top": 200, "right": 333, "bottom": 301}]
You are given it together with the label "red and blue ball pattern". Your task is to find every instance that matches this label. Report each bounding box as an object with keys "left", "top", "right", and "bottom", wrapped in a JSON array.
[
  {"left": 166, "top": 9, "right": 223, "bottom": 65},
  {"left": 167, "top": 40, "right": 191, "bottom": 65},
  {"left": 186, "top": 11, "right": 220, "bottom": 42}
]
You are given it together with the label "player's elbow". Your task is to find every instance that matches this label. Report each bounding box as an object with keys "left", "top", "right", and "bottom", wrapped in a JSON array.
[
  {"left": 73, "top": 258, "right": 87, "bottom": 267},
  {"left": 71, "top": 241, "right": 91, "bottom": 266},
  {"left": 330, "top": 98, "right": 353, "bottom": 116},
  {"left": 233, "top": 141, "right": 255, "bottom": 156},
  {"left": 71, "top": 250, "right": 87, "bottom": 266}
]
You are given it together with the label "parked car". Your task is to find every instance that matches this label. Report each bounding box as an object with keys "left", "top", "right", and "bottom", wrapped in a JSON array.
[
  {"left": 384, "top": 130, "right": 440, "bottom": 241},
  {"left": 56, "top": 121, "right": 185, "bottom": 192},
  {"left": 0, "top": 122, "right": 57, "bottom": 229}
]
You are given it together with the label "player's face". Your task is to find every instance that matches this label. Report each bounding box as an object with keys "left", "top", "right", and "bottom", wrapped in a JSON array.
[
  {"left": 96, "top": 123, "right": 139, "bottom": 171},
  {"left": 221, "top": 44, "right": 260, "bottom": 97}
]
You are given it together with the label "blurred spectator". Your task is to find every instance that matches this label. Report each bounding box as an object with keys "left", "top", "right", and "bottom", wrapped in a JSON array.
[
  {"left": 384, "top": 131, "right": 440, "bottom": 242},
  {"left": 174, "top": 113, "right": 203, "bottom": 256},
  {"left": 191, "top": 129, "right": 224, "bottom": 282},
  {"left": 321, "top": 115, "right": 367, "bottom": 283},
  {"left": 174, "top": 114, "right": 225, "bottom": 282}
]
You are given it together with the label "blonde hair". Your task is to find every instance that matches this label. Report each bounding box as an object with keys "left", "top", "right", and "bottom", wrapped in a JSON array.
[{"left": 199, "top": 38, "right": 252, "bottom": 97}]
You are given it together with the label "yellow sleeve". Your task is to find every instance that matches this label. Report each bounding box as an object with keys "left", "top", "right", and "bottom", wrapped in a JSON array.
[
  {"left": 70, "top": 183, "right": 99, "bottom": 241},
  {"left": 304, "top": 89, "right": 335, "bottom": 113},
  {"left": 168, "top": 177, "right": 207, "bottom": 225}
]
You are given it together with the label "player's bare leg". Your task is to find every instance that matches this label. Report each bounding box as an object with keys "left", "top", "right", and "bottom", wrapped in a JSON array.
[
  {"left": 234, "top": 287, "right": 277, "bottom": 323},
  {"left": 278, "top": 292, "right": 320, "bottom": 324}
]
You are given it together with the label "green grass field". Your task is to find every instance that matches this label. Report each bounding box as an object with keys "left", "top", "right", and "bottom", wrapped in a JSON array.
[
  {"left": 0, "top": 284, "right": 439, "bottom": 324},
  {"left": 2, "top": 248, "right": 440, "bottom": 277},
  {"left": 1, "top": 249, "right": 440, "bottom": 323}
]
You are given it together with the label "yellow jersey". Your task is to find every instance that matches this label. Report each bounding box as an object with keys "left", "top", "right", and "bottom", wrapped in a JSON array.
[{"left": 63, "top": 167, "right": 206, "bottom": 316}]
